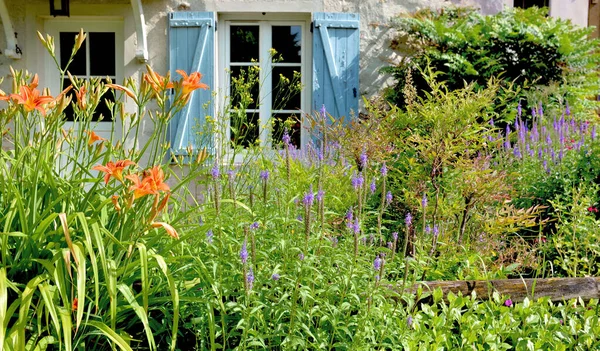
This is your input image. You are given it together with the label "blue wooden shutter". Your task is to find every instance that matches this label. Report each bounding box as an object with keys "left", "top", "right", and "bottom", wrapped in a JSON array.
[
  {"left": 168, "top": 12, "right": 215, "bottom": 156},
  {"left": 312, "top": 12, "right": 360, "bottom": 122}
]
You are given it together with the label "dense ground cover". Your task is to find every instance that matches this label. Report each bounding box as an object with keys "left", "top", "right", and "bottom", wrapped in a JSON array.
[{"left": 2, "top": 13, "right": 600, "bottom": 350}]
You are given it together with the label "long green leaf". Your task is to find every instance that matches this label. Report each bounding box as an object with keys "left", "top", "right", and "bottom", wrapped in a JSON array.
[
  {"left": 84, "top": 321, "right": 133, "bottom": 351},
  {"left": 38, "top": 283, "right": 62, "bottom": 349},
  {"left": 152, "top": 253, "right": 179, "bottom": 351},
  {"left": 72, "top": 243, "right": 86, "bottom": 333},
  {"left": 59, "top": 307, "right": 72, "bottom": 351},
  {"left": 136, "top": 243, "right": 149, "bottom": 314},
  {"left": 117, "top": 283, "right": 156, "bottom": 351},
  {"left": 0, "top": 268, "right": 6, "bottom": 349}
]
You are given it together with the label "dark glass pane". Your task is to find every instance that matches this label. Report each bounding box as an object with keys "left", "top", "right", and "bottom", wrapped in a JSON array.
[
  {"left": 62, "top": 79, "right": 114, "bottom": 122},
  {"left": 60, "top": 32, "right": 86, "bottom": 74},
  {"left": 94, "top": 88, "right": 115, "bottom": 122},
  {"left": 273, "top": 113, "right": 301, "bottom": 148},
  {"left": 230, "top": 65, "right": 259, "bottom": 110},
  {"left": 514, "top": 0, "right": 549, "bottom": 8},
  {"left": 230, "top": 25, "right": 259, "bottom": 62},
  {"left": 272, "top": 26, "right": 301, "bottom": 63},
  {"left": 230, "top": 112, "right": 259, "bottom": 148},
  {"left": 271, "top": 66, "right": 301, "bottom": 111},
  {"left": 90, "top": 32, "right": 115, "bottom": 76}
]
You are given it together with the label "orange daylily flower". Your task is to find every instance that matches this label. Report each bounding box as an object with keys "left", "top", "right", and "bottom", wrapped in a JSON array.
[
  {"left": 86, "top": 130, "right": 106, "bottom": 146},
  {"left": 144, "top": 65, "right": 173, "bottom": 94},
  {"left": 0, "top": 90, "right": 9, "bottom": 101},
  {"left": 111, "top": 195, "right": 122, "bottom": 211},
  {"left": 75, "top": 86, "right": 87, "bottom": 110},
  {"left": 151, "top": 222, "right": 179, "bottom": 239},
  {"left": 92, "top": 159, "right": 136, "bottom": 184},
  {"left": 10, "top": 85, "right": 55, "bottom": 116},
  {"left": 106, "top": 83, "right": 137, "bottom": 103},
  {"left": 125, "top": 173, "right": 155, "bottom": 199},
  {"left": 176, "top": 70, "right": 209, "bottom": 96},
  {"left": 126, "top": 166, "right": 170, "bottom": 199}
]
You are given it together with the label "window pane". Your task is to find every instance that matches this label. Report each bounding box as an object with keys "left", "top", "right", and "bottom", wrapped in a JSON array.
[
  {"left": 89, "top": 32, "right": 116, "bottom": 76},
  {"left": 271, "top": 66, "right": 301, "bottom": 111},
  {"left": 513, "top": 0, "right": 549, "bottom": 8},
  {"left": 60, "top": 32, "right": 86, "bottom": 75},
  {"left": 62, "top": 79, "right": 114, "bottom": 122},
  {"left": 272, "top": 26, "right": 301, "bottom": 63},
  {"left": 230, "top": 65, "right": 260, "bottom": 110},
  {"left": 230, "top": 25, "right": 259, "bottom": 62},
  {"left": 230, "top": 112, "right": 259, "bottom": 148},
  {"left": 272, "top": 113, "right": 301, "bottom": 148}
]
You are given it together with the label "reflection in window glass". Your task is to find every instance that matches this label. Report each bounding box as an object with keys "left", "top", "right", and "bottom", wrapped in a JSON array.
[{"left": 230, "top": 25, "right": 260, "bottom": 63}]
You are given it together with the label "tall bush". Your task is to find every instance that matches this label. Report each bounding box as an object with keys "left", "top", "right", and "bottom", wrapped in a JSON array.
[{"left": 384, "top": 6, "right": 600, "bottom": 119}]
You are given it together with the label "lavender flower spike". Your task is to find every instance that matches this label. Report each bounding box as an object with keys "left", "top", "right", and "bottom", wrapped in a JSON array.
[
  {"left": 386, "top": 191, "right": 393, "bottom": 205},
  {"left": 381, "top": 163, "right": 388, "bottom": 177},
  {"left": 392, "top": 232, "right": 399, "bottom": 241},
  {"left": 206, "top": 230, "right": 213, "bottom": 244},
  {"left": 405, "top": 212, "right": 413, "bottom": 227},
  {"left": 240, "top": 240, "right": 249, "bottom": 264},
  {"left": 370, "top": 180, "right": 377, "bottom": 194},
  {"left": 260, "top": 170, "right": 270, "bottom": 181},
  {"left": 246, "top": 267, "right": 254, "bottom": 290},
  {"left": 211, "top": 165, "right": 220, "bottom": 180},
  {"left": 303, "top": 188, "right": 314, "bottom": 207},
  {"left": 359, "top": 150, "right": 368, "bottom": 168},
  {"left": 316, "top": 189, "right": 325, "bottom": 202},
  {"left": 320, "top": 104, "right": 327, "bottom": 118},
  {"left": 373, "top": 256, "right": 382, "bottom": 271},
  {"left": 271, "top": 273, "right": 280, "bottom": 281},
  {"left": 421, "top": 193, "right": 428, "bottom": 209},
  {"left": 282, "top": 129, "right": 291, "bottom": 145}
]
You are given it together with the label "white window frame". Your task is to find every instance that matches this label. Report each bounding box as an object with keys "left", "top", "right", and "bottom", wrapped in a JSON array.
[
  {"left": 217, "top": 13, "right": 311, "bottom": 160},
  {"left": 43, "top": 18, "right": 124, "bottom": 135}
]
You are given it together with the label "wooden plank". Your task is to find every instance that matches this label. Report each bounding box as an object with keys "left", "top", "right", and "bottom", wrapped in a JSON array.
[{"left": 401, "top": 277, "right": 600, "bottom": 303}]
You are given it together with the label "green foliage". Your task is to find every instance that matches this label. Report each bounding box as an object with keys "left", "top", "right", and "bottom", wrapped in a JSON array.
[{"left": 384, "top": 6, "right": 600, "bottom": 119}]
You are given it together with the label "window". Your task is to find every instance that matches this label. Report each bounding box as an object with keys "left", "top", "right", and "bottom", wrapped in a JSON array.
[
  {"left": 167, "top": 12, "right": 359, "bottom": 159},
  {"left": 513, "top": 0, "right": 549, "bottom": 9},
  {"left": 224, "top": 20, "right": 306, "bottom": 149},
  {"left": 44, "top": 19, "right": 124, "bottom": 132}
]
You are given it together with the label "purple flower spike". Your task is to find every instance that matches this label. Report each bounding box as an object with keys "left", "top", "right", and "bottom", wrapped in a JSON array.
[
  {"left": 407, "top": 316, "right": 413, "bottom": 328},
  {"left": 260, "top": 170, "right": 270, "bottom": 181},
  {"left": 425, "top": 225, "right": 431, "bottom": 234},
  {"left": 226, "top": 169, "right": 235, "bottom": 180},
  {"left": 303, "top": 191, "right": 314, "bottom": 207},
  {"left": 299, "top": 252, "right": 305, "bottom": 261},
  {"left": 370, "top": 180, "right": 377, "bottom": 194},
  {"left": 386, "top": 191, "right": 393, "bottom": 205},
  {"left": 387, "top": 241, "right": 393, "bottom": 250},
  {"left": 211, "top": 165, "right": 220, "bottom": 180},
  {"left": 381, "top": 163, "right": 388, "bottom": 177},
  {"left": 246, "top": 267, "right": 254, "bottom": 290},
  {"left": 316, "top": 189, "right": 325, "bottom": 202},
  {"left": 392, "top": 232, "right": 398, "bottom": 241},
  {"left": 359, "top": 151, "right": 368, "bottom": 168},
  {"left": 296, "top": 214, "right": 303, "bottom": 222},
  {"left": 331, "top": 236, "right": 338, "bottom": 247},
  {"left": 353, "top": 218, "right": 361, "bottom": 234},
  {"left": 320, "top": 104, "right": 327, "bottom": 118},
  {"left": 250, "top": 222, "right": 259, "bottom": 230},
  {"left": 592, "top": 126, "right": 597, "bottom": 141},
  {"left": 565, "top": 102, "right": 571, "bottom": 116},
  {"left": 538, "top": 102, "right": 543, "bottom": 117},
  {"left": 206, "top": 230, "right": 213, "bottom": 244},
  {"left": 282, "top": 130, "right": 291, "bottom": 145},
  {"left": 422, "top": 193, "right": 428, "bottom": 209},
  {"left": 373, "top": 257, "right": 382, "bottom": 271},
  {"left": 240, "top": 240, "right": 249, "bottom": 264},
  {"left": 272, "top": 273, "right": 280, "bottom": 281},
  {"left": 517, "top": 103, "right": 522, "bottom": 118},
  {"left": 433, "top": 225, "right": 439, "bottom": 237},
  {"left": 405, "top": 213, "right": 413, "bottom": 227},
  {"left": 351, "top": 172, "right": 363, "bottom": 190}
]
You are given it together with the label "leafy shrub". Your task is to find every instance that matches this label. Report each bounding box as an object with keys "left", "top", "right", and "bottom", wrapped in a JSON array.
[{"left": 384, "top": 6, "right": 600, "bottom": 119}]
